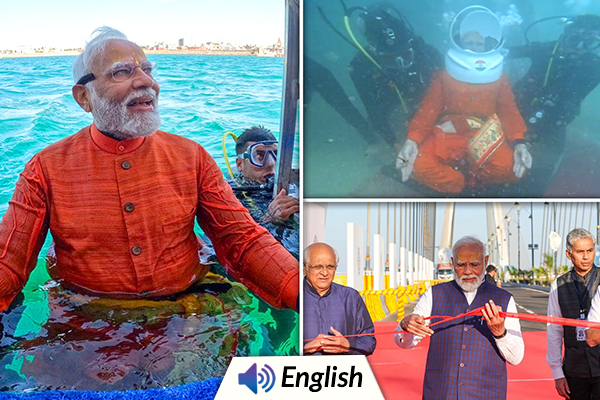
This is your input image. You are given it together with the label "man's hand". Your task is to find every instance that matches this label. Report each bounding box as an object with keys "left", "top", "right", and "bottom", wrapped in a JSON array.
[
  {"left": 396, "top": 139, "right": 418, "bottom": 182},
  {"left": 304, "top": 334, "right": 326, "bottom": 354},
  {"left": 513, "top": 143, "right": 532, "bottom": 178},
  {"left": 481, "top": 300, "right": 506, "bottom": 337},
  {"left": 554, "top": 377, "right": 571, "bottom": 399},
  {"left": 267, "top": 189, "right": 299, "bottom": 221},
  {"left": 320, "top": 327, "right": 350, "bottom": 354},
  {"left": 400, "top": 313, "right": 433, "bottom": 338},
  {"left": 586, "top": 328, "right": 600, "bottom": 347}
]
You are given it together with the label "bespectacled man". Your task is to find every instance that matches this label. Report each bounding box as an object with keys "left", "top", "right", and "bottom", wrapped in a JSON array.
[{"left": 303, "top": 242, "right": 376, "bottom": 356}]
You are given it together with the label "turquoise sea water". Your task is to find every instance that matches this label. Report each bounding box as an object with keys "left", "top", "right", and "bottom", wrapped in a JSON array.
[{"left": 0, "top": 54, "right": 299, "bottom": 391}]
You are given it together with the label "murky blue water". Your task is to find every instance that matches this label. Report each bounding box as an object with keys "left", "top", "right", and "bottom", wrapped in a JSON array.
[{"left": 0, "top": 54, "right": 298, "bottom": 391}]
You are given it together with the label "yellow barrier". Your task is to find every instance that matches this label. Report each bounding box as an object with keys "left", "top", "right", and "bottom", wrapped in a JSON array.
[
  {"left": 364, "top": 290, "right": 386, "bottom": 322},
  {"left": 333, "top": 275, "right": 347, "bottom": 286},
  {"left": 384, "top": 288, "right": 398, "bottom": 315},
  {"left": 359, "top": 280, "right": 443, "bottom": 322}
]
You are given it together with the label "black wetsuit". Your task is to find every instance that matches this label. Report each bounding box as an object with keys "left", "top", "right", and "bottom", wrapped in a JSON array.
[
  {"left": 229, "top": 177, "right": 299, "bottom": 260},
  {"left": 508, "top": 41, "right": 600, "bottom": 195},
  {"left": 304, "top": 40, "right": 442, "bottom": 148},
  {"left": 348, "top": 38, "right": 443, "bottom": 146}
]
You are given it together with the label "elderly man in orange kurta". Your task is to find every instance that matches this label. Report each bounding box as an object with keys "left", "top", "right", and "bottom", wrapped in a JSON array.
[
  {"left": 396, "top": 31, "right": 532, "bottom": 194},
  {"left": 0, "top": 27, "right": 299, "bottom": 313}
]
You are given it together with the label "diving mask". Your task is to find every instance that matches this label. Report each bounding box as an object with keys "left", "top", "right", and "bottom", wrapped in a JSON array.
[
  {"left": 563, "top": 30, "right": 600, "bottom": 51},
  {"left": 238, "top": 140, "right": 278, "bottom": 168}
]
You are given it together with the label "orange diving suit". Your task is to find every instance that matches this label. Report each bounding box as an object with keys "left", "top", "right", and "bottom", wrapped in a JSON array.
[{"left": 406, "top": 70, "right": 527, "bottom": 193}]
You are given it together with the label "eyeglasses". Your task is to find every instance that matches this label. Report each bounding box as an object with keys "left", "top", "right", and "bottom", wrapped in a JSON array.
[
  {"left": 237, "top": 140, "right": 278, "bottom": 167},
  {"left": 307, "top": 264, "right": 337, "bottom": 272},
  {"left": 76, "top": 61, "right": 158, "bottom": 86}
]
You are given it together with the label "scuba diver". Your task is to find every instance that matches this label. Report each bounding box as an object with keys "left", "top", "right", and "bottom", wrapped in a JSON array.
[
  {"left": 347, "top": 2, "right": 443, "bottom": 148},
  {"left": 306, "top": 1, "right": 443, "bottom": 150},
  {"left": 229, "top": 126, "right": 299, "bottom": 258},
  {"left": 395, "top": 5, "right": 532, "bottom": 195},
  {"left": 507, "top": 14, "right": 600, "bottom": 196}
]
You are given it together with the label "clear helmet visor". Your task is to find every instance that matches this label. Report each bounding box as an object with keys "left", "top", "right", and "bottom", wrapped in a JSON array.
[
  {"left": 242, "top": 140, "right": 278, "bottom": 168},
  {"left": 451, "top": 6, "right": 503, "bottom": 53}
]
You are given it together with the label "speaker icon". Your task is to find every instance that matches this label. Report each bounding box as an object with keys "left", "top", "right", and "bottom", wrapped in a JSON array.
[{"left": 238, "top": 363, "right": 276, "bottom": 394}]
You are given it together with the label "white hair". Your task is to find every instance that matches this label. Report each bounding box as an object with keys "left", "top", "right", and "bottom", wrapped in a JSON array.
[
  {"left": 303, "top": 242, "right": 339, "bottom": 266},
  {"left": 566, "top": 228, "right": 596, "bottom": 251},
  {"left": 73, "top": 27, "right": 130, "bottom": 84},
  {"left": 452, "top": 236, "right": 486, "bottom": 292},
  {"left": 452, "top": 236, "right": 486, "bottom": 258}
]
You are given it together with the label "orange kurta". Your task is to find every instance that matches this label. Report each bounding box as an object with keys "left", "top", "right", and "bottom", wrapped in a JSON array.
[
  {"left": 407, "top": 71, "right": 527, "bottom": 193},
  {"left": 0, "top": 124, "right": 298, "bottom": 312}
]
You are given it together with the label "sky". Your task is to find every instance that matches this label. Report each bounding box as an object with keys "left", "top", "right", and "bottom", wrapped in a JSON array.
[
  {"left": 0, "top": 0, "right": 285, "bottom": 50},
  {"left": 317, "top": 201, "right": 600, "bottom": 273}
]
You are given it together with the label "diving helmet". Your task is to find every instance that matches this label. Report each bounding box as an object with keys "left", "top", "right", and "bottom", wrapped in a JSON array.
[{"left": 445, "top": 6, "right": 504, "bottom": 84}]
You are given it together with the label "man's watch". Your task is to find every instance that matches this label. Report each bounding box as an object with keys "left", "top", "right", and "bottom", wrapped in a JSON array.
[{"left": 492, "top": 328, "right": 508, "bottom": 339}]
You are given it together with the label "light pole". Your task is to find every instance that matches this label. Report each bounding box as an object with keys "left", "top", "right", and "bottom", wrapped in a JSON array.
[
  {"left": 515, "top": 202, "right": 521, "bottom": 271},
  {"left": 530, "top": 202, "right": 535, "bottom": 270},
  {"left": 504, "top": 216, "right": 512, "bottom": 268},
  {"left": 490, "top": 233, "right": 495, "bottom": 264}
]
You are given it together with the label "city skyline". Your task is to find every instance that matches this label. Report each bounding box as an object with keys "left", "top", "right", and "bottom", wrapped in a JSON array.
[{"left": 0, "top": 0, "right": 285, "bottom": 51}]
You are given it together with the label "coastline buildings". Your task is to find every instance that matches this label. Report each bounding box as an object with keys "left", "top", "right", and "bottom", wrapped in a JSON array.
[{"left": 0, "top": 37, "right": 284, "bottom": 58}]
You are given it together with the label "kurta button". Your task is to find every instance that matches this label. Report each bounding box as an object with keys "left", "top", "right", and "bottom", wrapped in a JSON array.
[
  {"left": 462, "top": 345, "right": 466, "bottom": 349},
  {"left": 122, "top": 161, "right": 131, "bottom": 169},
  {"left": 459, "top": 382, "right": 463, "bottom": 387},
  {"left": 460, "top": 363, "right": 465, "bottom": 368},
  {"left": 131, "top": 246, "right": 142, "bottom": 255},
  {"left": 464, "top": 327, "right": 468, "bottom": 331},
  {"left": 124, "top": 203, "right": 135, "bottom": 212},
  {"left": 118, "top": 145, "right": 125, "bottom": 151}
]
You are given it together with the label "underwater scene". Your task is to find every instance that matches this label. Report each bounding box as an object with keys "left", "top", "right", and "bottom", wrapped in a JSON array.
[
  {"left": 0, "top": 54, "right": 299, "bottom": 391},
  {"left": 304, "top": 0, "right": 600, "bottom": 198}
]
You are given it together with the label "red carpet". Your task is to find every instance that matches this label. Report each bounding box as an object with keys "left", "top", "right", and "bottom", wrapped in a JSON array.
[{"left": 368, "top": 322, "right": 554, "bottom": 399}]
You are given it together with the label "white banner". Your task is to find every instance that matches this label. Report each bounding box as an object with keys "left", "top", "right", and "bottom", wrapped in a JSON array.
[{"left": 215, "top": 355, "right": 383, "bottom": 399}]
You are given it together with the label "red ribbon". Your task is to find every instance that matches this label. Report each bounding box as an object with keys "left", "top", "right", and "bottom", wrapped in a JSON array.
[{"left": 304, "top": 306, "right": 600, "bottom": 341}]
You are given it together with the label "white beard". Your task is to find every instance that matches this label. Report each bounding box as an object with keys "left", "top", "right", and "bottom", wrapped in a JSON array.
[
  {"left": 89, "top": 86, "right": 161, "bottom": 140},
  {"left": 454, "top": 271, "right": 485, "bottom": 292}
]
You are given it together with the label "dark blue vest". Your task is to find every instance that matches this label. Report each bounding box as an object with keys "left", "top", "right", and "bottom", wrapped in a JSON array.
[{"left": 423, "top": 280, "right": 512, "bottom": 400}]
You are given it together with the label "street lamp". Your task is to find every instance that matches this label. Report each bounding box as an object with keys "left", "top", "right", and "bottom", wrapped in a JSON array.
[
  {"left": 529, "top": 202, "right": 535, "bottom": 270},
  {"left": 504, "top": 216, "right": 512, "bottom": 269},
  {"left": 490, "top": 233, "right": 495, "bottom": 264}
]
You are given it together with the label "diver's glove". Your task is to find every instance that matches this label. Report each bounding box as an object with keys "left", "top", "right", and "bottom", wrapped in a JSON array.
[
  {"left": 513, "top": 143, "right": 532, "bottom": 179},
  {"left": 396, "top": 139, "right": 418, "bottom": 182}
]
